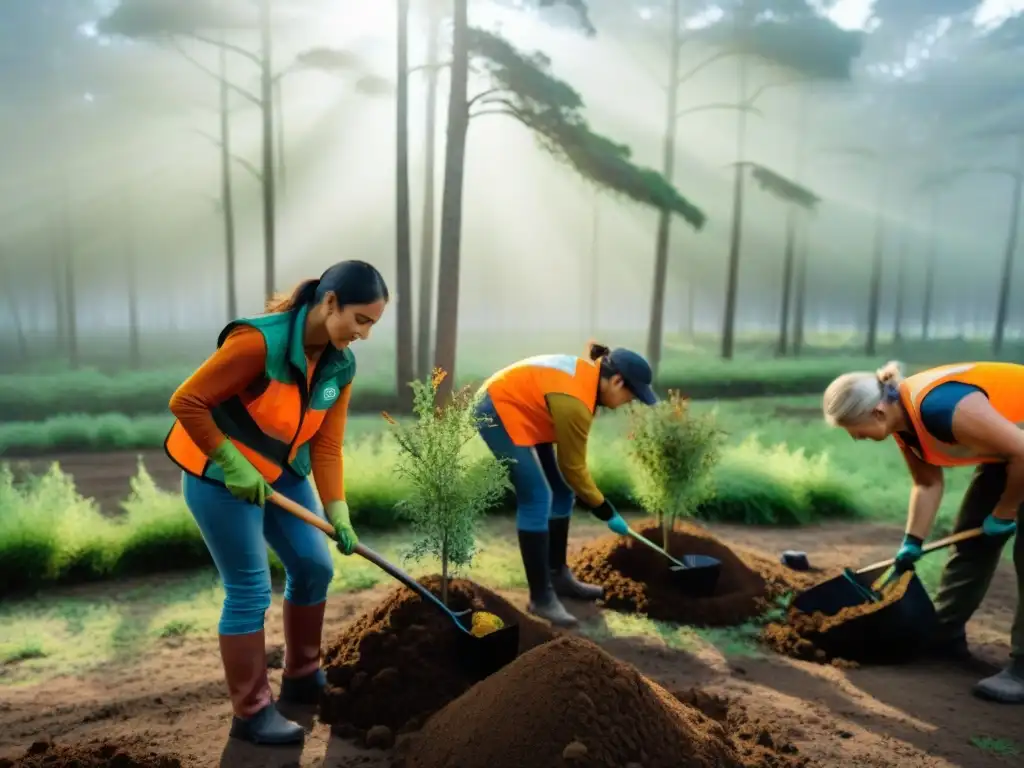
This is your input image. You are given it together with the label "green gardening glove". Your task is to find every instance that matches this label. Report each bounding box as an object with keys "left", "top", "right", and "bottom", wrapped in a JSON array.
[
  {"left": 211, "top": 441, "right": 273, "bottom": 507},
  {"left": 327, "top": 500, "right": 359, "bottom": 555}
]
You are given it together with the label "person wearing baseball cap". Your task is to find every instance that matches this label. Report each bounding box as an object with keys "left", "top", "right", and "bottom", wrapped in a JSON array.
[{"left": 474, "top": 342, "right": 658, "bottom": 627}]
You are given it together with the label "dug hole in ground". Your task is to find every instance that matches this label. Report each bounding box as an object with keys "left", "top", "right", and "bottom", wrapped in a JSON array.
[{"left": 1, "top": 518, "right": 1018, "bottom": 767}]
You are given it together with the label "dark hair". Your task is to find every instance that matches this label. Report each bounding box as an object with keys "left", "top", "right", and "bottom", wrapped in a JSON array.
[
  {"left": 586, "top": 341, "right": 615, "bottom": 378},
  {"left": 265, "top": 260, "right": 389, "bottom": 314}
]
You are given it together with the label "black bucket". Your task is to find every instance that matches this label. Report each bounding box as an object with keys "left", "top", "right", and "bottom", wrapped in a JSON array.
[
  {"left": 668, "top": 555, "right": 722, "bottom": 597},
  {"left": 797, "top": 569, "right": 938, "bottom": 664},
  {"left": 452, "top": 613, "right": 521, "bottom": 681}
]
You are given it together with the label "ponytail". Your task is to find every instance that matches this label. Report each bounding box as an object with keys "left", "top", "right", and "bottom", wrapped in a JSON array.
[
  {"left": 265, "top": 279, "right": 320, "bottom": 314},
  {"left": 586, "top": 341, "right": 610, "bottom": 361}
]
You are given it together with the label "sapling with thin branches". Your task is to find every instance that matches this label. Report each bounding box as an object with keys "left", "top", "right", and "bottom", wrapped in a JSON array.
[
  {"left": 626, "top": 391, "right": 724, "bottom": 556},
  {"left": 382, "top": 369, "right": 510, "bottom": 606}
]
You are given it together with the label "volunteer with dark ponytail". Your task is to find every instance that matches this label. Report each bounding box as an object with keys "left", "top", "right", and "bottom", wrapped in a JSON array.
[
  {"left": 823, "top": 361, "right": 1021, "bottom": 703},
  {"left": 475, "top": 343, "right": 658, "bottom": 627},
  {"left": 166, "top": 260, "right": 388, "bottom": 745}
]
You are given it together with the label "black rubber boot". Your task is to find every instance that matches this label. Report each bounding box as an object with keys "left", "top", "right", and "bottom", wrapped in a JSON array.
[
  {"left": 229, "top": 704, "right": 306, "bottom": 745},
  {"left": 548, "top": 517, "right": 603, "bottom": 601},
  {"left": 518, "top": 530, "right": 578, "bottom": 628},
  {"left": 279, "top": 668, "right": 326, "bottom": 706}
]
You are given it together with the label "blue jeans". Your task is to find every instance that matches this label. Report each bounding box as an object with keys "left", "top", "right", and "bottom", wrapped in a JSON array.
[
  {"left": 182, "top": 472, "right": 335, "bottom": 635},
  {"left": 475, "top": 393, "right": 575, "bottom": 532}
]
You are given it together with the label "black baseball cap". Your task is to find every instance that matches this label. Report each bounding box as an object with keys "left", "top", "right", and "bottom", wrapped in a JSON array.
[{"left": 607, "top": 348, "right": 657, "bottom": 405}]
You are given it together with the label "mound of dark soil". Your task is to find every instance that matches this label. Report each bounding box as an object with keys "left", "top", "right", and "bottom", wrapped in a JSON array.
[
  {"left": 0, "top": 739, "right": 188, "bottom": 768},
  {"left": 570, "top": 521, "right": 815, "bottom": 625},
  {"left": 321, "top": 575, "right": 557, "bottom": 741},
  {"left": 395, "top": 635, "right": 808, "bottom": 768},
  {"left": 761, "top": 570, "right": 914, "bottom": 666}
]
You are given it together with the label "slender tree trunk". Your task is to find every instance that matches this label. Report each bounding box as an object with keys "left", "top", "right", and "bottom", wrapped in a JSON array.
[
  {"left": 124, "top": 189, "right": 141, "bottom": 369},
  {"left": 0, "top": 262, "right": 29, "bottom": 363},
  {"left": 275, "top": 78, "right": 286, "bottom": 197},
  {"left": 431, "top": 0, "right": 469, "bottom": 404},
  {"left": 793, "top": 230, "right": 808, "bottom": 355},
  {"left": 416, "top": 3, "right": 443, "bottom": 381},
  {"left": 60, "top": 165, "right": 78, "bottom": 370},
  {"left": 720, "top": 53, "right": 749, "bottom": 360},
  {"left": 865, "top": 171, "right": 887, "bottom": 356},
  {"left": 993, "top": 135, "right": 1024, "bottom": 356},
  {"left": 776, "top": 206, "right": 797, "bottom": 356},
  {"left": 218, "top": 17, "right": 238, "bottom": 322},
  {"left": 921, "top": 192, "right": 938, "bottom": 340},
  {"left": 259, "top": 0, "right": 276, "bottom": 300},
  {"left": 395, "top": 0, "right": 415, "bottom": 403},
  {"left": 50, "top": 223, "right": 66, "bottom": 355},
  {"left": 645, "top": 0, "right": 681, "bottom": 378},
  {"left": 893, "top": 229, "right": 907, "bottom": 345}
]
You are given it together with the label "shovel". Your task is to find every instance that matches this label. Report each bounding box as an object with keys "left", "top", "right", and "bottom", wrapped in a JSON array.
[
  {"left": 792, "top": 527, "right": 983, "bottom": 616},
  {"left": 625, "top": 528, "right": 722, "bottom": 597},
  {"left": 268, "top": 492, "right": 520, "bottom": 681}
]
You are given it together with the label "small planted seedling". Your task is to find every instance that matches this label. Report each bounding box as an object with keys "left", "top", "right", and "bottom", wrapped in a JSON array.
[
  {"left": 383, "top": 369, "right": 511, "bottom": 606},
  {"left": 626, "top": 391, "right": 724, "bottom": 556}
]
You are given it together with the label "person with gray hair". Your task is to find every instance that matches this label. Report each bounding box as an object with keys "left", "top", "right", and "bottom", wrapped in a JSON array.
[{"left": 822, "top": 360, "right": 1022, "bottom": 704}]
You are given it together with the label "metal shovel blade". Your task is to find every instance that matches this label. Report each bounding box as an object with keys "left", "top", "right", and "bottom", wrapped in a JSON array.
[{"left": 668, "top": 555, "right": 722, "bottom": 597}]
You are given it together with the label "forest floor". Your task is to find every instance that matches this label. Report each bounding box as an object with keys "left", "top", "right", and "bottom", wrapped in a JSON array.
[{"left": 1, "top": 518, "right": 1019, "bottom": 768}]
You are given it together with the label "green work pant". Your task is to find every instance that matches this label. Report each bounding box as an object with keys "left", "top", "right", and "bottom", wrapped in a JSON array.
[{"left": 933, "top": 463, "right": 1022, "bottom": 661}]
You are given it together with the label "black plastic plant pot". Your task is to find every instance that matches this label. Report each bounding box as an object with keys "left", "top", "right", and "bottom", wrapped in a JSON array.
[
  {"left": 452, "top": 617, "right": 521, "bottom": 681},
  {"left": 803, "top": 570, "right": 938, "bottom": 665},
  {"left": 668, "top": 555, "right": 722, "bottom": 597}
]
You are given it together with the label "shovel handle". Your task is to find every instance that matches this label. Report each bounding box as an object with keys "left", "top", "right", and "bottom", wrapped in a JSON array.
[
  {"left": 267, "top": 492, "right": 469, "bottom": 630},
  {"left": 854, "top": 527, "right": 984, "bottom": 575},
  {"left": 627, "top": 529, "right": 687, "bottom": 569}
]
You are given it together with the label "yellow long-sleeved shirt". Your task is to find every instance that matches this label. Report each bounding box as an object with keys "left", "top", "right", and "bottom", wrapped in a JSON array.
[{"left": 545, "top": 392, "right": 603, "bottom": 507}]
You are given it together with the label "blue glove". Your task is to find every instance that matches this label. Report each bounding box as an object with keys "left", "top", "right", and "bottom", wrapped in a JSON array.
[
  {"left": 982, "top": 514, "right": 1017, "bottom": 537},
  {"left": 607, "top": 512, "right": 630, "bottom": 536},
  {"left": 893, "top": 534, "right": 923, "bottom": 572}
]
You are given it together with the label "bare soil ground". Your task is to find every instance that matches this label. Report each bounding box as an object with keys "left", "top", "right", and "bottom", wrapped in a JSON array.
[{"left": 1, "top": 516, "right": 1018, "bottom": 768}]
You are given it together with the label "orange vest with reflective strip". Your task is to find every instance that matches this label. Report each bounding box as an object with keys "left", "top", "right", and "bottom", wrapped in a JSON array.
[
  {"left": 895, "top": 362, "right": 1024, "bottom": 467},
  {"left": 481, "top": 354, "right": 601, "bottom": 446},
  {"left": 165, "top": 306, "right": 356, "bottom": 485}
]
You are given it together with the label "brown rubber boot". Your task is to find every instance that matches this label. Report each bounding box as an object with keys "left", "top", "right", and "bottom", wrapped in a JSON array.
[
  {"left": 219, "top": 631, "right": 304, "bottom": 745},
  {"left": 280, "top": 600, "right": 327, "bottom": 705}
]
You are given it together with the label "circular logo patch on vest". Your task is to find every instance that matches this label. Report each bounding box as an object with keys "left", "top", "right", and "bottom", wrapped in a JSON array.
[{"left": 323, "top": 387, "right": 338, "bottom": 401}]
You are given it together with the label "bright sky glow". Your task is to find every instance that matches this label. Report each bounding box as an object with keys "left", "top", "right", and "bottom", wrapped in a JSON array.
[
  {"left": 823, "top": 0, "right": 875, "bottom": 31},
  {"left": 974, "top": 0, "right": 1024, "bottom": 28}
]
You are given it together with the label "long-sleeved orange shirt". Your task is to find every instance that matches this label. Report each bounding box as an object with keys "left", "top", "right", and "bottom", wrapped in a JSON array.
[{"left": 168, "top": 326, "right": 349, "bottom": 505}]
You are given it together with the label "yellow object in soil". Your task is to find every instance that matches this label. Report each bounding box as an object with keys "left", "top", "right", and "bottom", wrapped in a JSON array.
[{"left": 470, "top": 611, "right": 505, "bottom": 637}]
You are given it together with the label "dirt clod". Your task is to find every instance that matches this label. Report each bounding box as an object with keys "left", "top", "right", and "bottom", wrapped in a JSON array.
[
  {"left": 396, "top": 635, "right": 806, "bottom": 768},
  {"left": 0, "top": 739, "right": 188, "bottom": 768},
  {"left": 561, "top": 741, "right": 588, "bottom": 761},
  {"left": 366, "top": 725, "right": 395, "bottom": 750},
  {"left": 570, "top": 522, "right": 815, "bottom": 625},
  {"left": 321, "top": 576, "right": 556, "bottom": 738}
]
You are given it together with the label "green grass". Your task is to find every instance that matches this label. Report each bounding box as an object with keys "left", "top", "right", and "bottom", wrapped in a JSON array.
[
  {"left": 4, "top": 331, "right": 1015, "bottom": 422},
  {"left": 969, "top": 736, "right": 1020, "bottom": 758}
]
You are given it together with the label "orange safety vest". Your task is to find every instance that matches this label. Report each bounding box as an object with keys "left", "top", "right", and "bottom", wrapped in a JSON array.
[
  {"left": 165, "top": 305, "right": 355, "bottom": 485},
  {"left": 481, "top": 354, "right": 601, "bottom": 446},
  {"left": 895, "top": 362, "right": 1024, "bottom": 467}
]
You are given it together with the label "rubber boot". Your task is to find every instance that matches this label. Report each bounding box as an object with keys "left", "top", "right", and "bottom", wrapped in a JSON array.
[
  {"left": 518, "top": 530, "right": 578, "bottom": 628},
  {"left": 973, "top": 658, "right": 1024, "bottom": 704},
  {"left": 220, "top": 631, "right": 304, "bottom": 745},
  {"left": 548, "top": 517, "right": 603, "bottom": 602},
  {"left": 279, "top": 600, "right": 327, "bottom": 706}
]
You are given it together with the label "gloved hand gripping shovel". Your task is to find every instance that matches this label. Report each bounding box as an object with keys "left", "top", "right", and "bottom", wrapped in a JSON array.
[
  {"left": 268, "top": 492, "right": 520, "bottom": 681},
  {"left": 792, "top": 527, "right": 983, "bottom": 615},
  {"left": 623, "top": 527, "right": 722, "bottom": 597}
]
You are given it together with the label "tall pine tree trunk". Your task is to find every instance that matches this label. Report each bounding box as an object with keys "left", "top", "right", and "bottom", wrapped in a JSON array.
[
  {"left": 793, "top": 232, "right": 808, "bottom": 355},
  {"left": 864, "top": 170, "right": 887, "bottom": 356},
  {"left": 431, "top": 0, "right": 469, "bottom": 404},
  {"left": 416, "top": 3, "right": 443, "bottom": 381},
  {"left": 720, "top": 52, "right": 750, "bottom": 360},
  {"left": 893, "top": 229, "right": 907, "bottom": 345},
  {"left": 259, "top": 0, "right": 276, "bottom": 300},
  {"left": 218, "top": 14, "right": 238, "bottom": 322},
  {"left": 395, "top": 0, "right": 415, "bottom": 403},
  {"left": 645, "top": 0, "right": 681, "bottom": 378},
  {"left": 776, "top": 206, "right": 797, "bottom": 356},
  {"left": 123, "top": 188, "right": 141, "bottom": 369},
  {"left": 993, "top": 134, "right": 1024, "bottom": 356},
  {"left": 921, "top": 192, "right": 938, "bottom": 340}
]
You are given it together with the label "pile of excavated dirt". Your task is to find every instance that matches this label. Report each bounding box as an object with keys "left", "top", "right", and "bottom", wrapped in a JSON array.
[
  {"left": 761, "top": 570, "right": 914, "bottom": 666},
  {"left": 570, "top": 521, "right": 817, "bottom": 625},
  {"left": 394, "top": 635, "right": 808, "bottom": 768},
  {"left": 321, "top": 576, "right": 557, "bottom": 742},
  {"left": 0, "top": 739, "right": 189, "bottom": 768}
]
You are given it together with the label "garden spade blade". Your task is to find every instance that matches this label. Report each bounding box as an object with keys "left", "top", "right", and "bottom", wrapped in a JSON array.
[
  {"left": 626, "top": 529, "right": 722, "bottom": 597},
  {"left": 267, "top": 492, "right": 520, "bottom": 681},
  {"left": 792, "top": 527, "right": 983, "bottom": 616}
]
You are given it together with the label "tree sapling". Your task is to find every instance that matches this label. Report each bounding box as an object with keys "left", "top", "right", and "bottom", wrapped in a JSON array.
[
  {"left": 382, "top": 369, "right": 510, "bottom": 606},
  {"left": 626, "top": 391, "right": 724, "bottom": 555}
]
